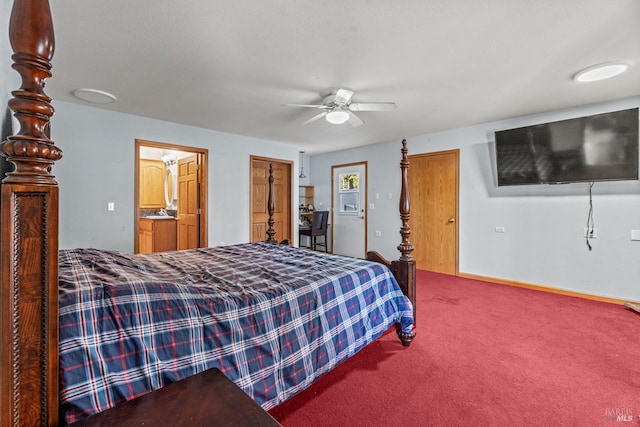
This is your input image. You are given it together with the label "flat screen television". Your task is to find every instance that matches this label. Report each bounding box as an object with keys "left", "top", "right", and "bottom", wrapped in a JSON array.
[{"left": 495, "top": 108, "right": 639, "bottom": 186}]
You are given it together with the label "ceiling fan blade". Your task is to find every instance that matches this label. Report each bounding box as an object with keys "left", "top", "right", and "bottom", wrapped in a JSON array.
[
  {"left": 349, "top": 102, "right": 397, "bottom": 112},
  {"left": 347, "top": 111, "right": 363, "bottom": 127},
  {"left": 334, "top": 88, "right": 354, "bottom": 105},
  {"left": 302, "top": 111, "right": 328, "bottom": 125},
  {"left": 283, "top": 103, "right": 329, "bottom": 109}
]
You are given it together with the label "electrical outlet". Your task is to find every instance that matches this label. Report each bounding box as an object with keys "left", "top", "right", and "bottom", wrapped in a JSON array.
[
  {"left": 219, "top": 241, "right": 225, "bottom": 246},
  {"left": 494, "top": 226, "right": 505, "bottom": 233},
  {"left": 583, "top": 228, "right": 597, "bottom": 238},
  {"left": 375, "top": 230, "right": 382, "bottom": 237},
  {"left": 107, "top": 202, "right": 115, "bottom": 211}
]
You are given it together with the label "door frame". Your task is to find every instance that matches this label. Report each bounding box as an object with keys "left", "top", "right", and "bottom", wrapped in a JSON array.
[
  {"left": 409, "top": 149, "right": 459, "bottom": 275},
  {"left": 331, "top": 161, "right": 368, "bottom": 257},
  {"left": 249, "top": 155, "right": 293, "bottom": 243},
  {"left": 134, "top": 139, "right": 208, "bottom": 253}
]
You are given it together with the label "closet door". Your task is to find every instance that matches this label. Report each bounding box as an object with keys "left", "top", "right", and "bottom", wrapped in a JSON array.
[
  {"left": 250, "top": 159, "right": 291, "bottom": 243},
  {"left": 409, "top": 150, "right": 459, "bottom": 274}
]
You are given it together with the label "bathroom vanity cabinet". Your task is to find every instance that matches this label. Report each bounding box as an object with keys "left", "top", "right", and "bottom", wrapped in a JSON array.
[{"left": 139, "top": 218, "right": 177, "bottom": 253}]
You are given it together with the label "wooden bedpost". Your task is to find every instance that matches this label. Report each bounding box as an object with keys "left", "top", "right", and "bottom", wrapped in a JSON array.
[
  {"left": 0, "top": 0, "right": 61, "bottom": 425},
  {"left": 265, "top": 164, "right": 277, "bottom": 244},
  {"left": 395, "top": 139, "right": 416, "bottom": 340},
  {"left": 366, "top": 139, "right": 416, "bottom": 346}
]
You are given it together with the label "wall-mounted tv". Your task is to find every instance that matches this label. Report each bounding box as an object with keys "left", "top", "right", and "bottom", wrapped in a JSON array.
[{"left": 495, "top": 108, "right": 639, "bottom": 186}]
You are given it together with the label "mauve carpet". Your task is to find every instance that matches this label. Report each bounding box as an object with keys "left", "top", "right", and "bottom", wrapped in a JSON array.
[{"left": 269, "top": 270, "right": 640, "bottom": 426}]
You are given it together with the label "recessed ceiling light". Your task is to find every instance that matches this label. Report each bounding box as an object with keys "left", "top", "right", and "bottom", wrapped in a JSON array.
[
  {"left": 326, "top": 110, "right": 349, "bottom": 124},
  {"left": 72, "top": 88, "right": 117, "bottom": 104},
  {"left": 573, "top": 62, "right": 629, "bottom": 82}
]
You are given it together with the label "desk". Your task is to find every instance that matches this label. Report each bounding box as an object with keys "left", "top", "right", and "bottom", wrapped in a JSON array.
[{"left": 70, "top": 368, "right": 281, "bottom": 426}]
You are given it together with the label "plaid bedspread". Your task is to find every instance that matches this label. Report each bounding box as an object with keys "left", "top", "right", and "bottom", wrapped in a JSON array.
[{"left": 58, "top": 242, "right": 413, "bottom": 423}]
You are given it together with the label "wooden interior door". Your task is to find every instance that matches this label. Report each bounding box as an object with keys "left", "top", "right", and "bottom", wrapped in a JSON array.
[
  {"left": 177, "top": 154, "right": 200, "bottom": 249},
  {"left": 409, "top": 150, "right": 459, "bottom": 274},
  {"left": 250, "top": 159, "right": 291, "bottom": 243}
]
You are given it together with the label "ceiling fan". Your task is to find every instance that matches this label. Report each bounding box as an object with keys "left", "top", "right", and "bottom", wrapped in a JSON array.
[{"left": 284, "top": 88, "right": 397, "bottom": 127}]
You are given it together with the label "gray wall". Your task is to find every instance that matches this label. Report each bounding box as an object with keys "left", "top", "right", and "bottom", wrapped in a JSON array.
[
  {"left": 310, "top": 97, "right": 640, "bottom": 302},
  {"left": 52, "top": 101, "right": 299, "bottom": 252}
]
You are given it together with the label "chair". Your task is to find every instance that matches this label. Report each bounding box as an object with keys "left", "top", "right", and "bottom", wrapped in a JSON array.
[{"left": 300, "top": 210, "right": 329, "bottom": 252}]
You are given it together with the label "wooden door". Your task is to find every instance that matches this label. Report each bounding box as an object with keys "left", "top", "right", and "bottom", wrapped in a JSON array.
[
  {"left": 177, "top": 154, "right": 200, "bottom": 250},
  {"left": 250, "top": 159, "right": 291, "bottom": 243},
  {"left": 409, "top": 150, "right": 459, "bottom": 274}
]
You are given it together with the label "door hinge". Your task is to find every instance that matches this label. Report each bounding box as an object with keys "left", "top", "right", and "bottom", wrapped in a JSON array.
[{"left": 197, "top": 208, "right": 201, "bottom": 215}]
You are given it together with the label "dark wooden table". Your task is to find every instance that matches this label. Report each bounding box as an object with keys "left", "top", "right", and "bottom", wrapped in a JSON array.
[{"left": 70, "top": 368, "right": 282, "bottom": 426}]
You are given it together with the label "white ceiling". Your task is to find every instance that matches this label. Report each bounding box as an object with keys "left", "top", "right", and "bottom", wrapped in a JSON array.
[{"left": 47, "top": 1, "right": 640, "bottom": 154}]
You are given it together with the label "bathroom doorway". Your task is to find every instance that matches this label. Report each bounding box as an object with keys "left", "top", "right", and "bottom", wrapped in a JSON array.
[{"left": 134, "top": 139, "right": 208, "bottom": 253}]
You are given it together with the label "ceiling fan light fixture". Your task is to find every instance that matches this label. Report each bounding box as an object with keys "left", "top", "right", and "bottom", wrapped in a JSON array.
[
  {"left": 573, "top": 62, "right": 629, "bottom": 82},
  {"left": 325, "top": 110, "right": 350, "bottom": 125}
]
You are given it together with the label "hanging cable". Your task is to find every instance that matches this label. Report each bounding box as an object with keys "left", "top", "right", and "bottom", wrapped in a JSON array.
[{"left": 585, "top": 181, "right": 595, "bottom": 251}]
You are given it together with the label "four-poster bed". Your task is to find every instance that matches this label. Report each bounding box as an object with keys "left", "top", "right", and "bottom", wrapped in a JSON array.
[{"left": 0, "top": 0, "right": 417, "bottom": 425}]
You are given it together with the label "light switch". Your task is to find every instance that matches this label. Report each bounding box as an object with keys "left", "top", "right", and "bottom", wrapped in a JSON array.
[
  {"left": 369, "top": 203, "right": 375, "bottom": 210},
  {"left": 631, "top": 230, "right": 640, "bottom": 241},
  {"left": 107, "top": 202, "right": 115, "bottom": 211}
]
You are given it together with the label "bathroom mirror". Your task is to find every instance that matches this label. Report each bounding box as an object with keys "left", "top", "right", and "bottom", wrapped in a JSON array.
[{"left": 164, "top": 168, "right": 175, "bottom": 207}]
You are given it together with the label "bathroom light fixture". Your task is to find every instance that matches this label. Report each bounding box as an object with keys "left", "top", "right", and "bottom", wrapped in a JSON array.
[
  {"left": 299, "top": 151, "right": 306, "bottom": 179},
  {"left": 71, "top": 88, "right": 117, "bottom": 104},
  {"left": 573, "top": 62, "right": 629, "bottom": 82},
  {"left": 325, "top": 110, "right": 350, "bottom": 124}
]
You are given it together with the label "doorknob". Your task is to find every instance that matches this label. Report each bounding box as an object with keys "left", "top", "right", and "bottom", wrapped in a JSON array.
[{"left": 448, "top": 218, "right": 455, "bottom": 223}]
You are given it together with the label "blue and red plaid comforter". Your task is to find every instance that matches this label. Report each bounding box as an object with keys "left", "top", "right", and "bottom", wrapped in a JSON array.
[{"left": 58, "top": 242, "right": 414, "bottom": 423}]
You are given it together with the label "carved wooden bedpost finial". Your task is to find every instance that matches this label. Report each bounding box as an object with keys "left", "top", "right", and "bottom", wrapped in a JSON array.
[
  {"left": 397, "top": 139, "right": 414, "bottom": 261},
  {"left": 1, "top": 0, "right": 60, "bottom": 425},
  {"left": 1, "top": 0, "right": 63, "bottom": 185},
  {"left": 265, "top": 164, "right": 277, "bottom": 244}
]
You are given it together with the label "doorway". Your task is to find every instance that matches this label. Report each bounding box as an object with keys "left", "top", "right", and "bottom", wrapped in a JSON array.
[
  {"left": 250, "top": 157, "right": 292, "bottom": 243},
  {"left": 134, "top": 139, "right": 208, "bottom": 253},
  {"left": 331, "top": 162, "right": 367, "bottom": 258},
  {"left": 408, "top": 149, "right": 459, "bottom": 274}
]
